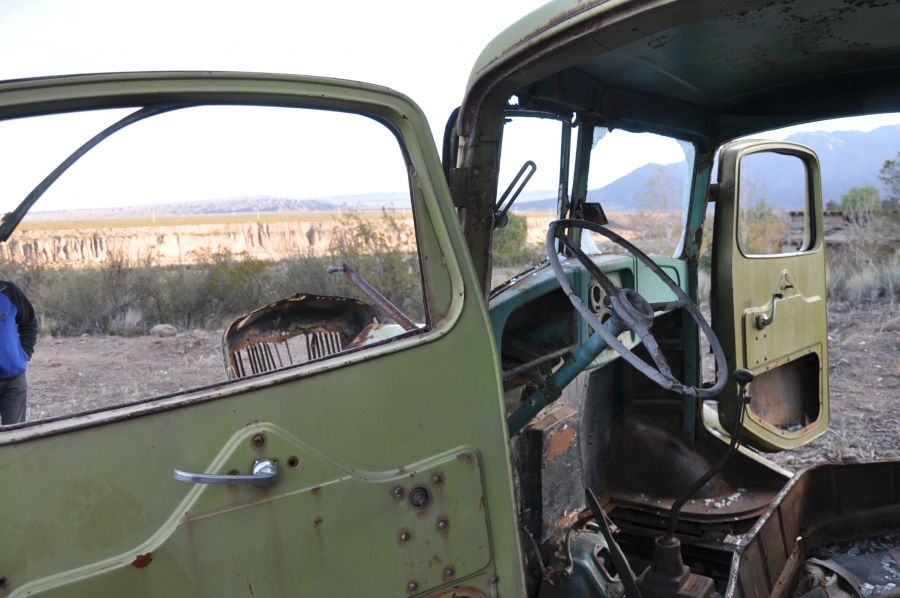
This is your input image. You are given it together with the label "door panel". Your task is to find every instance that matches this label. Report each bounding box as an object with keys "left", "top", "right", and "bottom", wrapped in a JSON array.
[
  {"left": 0, "top": 73, "right": 525, "bottom": 596},
  {"left": 15, "top": 422, "right": 491, "bottom": 595},
  {"left": 711, "top": 140, "right": 829, "bottom": 451}
]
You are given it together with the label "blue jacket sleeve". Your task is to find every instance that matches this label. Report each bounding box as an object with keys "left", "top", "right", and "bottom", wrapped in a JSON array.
[{"left": 5, "top": 283, "right": 37, "bottom": 357}]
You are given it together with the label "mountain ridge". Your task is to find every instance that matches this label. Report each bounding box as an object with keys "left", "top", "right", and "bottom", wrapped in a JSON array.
[{"left": 20, "top": 125, "right": 900, "bottom": 221}]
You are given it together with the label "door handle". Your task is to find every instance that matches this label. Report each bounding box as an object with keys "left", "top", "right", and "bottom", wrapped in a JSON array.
[
  {"left": 755, "top": 292, "right": 784, "bottom": 329},
  {"left": 173, "top": 459, "right": 279, "bottom": 487}
]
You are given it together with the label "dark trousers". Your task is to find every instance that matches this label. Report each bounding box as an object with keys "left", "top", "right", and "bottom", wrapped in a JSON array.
[{"left": 0, "top": 372, "right": 27, "bottom": 425}]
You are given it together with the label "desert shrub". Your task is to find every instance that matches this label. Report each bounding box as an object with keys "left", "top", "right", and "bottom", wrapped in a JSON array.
[
  {"left": 828, "top": 253, "right": 900, "bottom": 302},
  {"left": 203, "top": 250, "right": 274, "bottom": 323},
  {"left": 5, "top": 210, "right": 438, "bottom": 335},
  {"left": 272, "top": 252, "right": 335, "bottom": 298},
  {"left": 324, "top": 210, "right": 425, "bottom": 321},
  {"left": 36, "top": 252, "right": 156, "bottom": 336},
  {"left": 145, "top": 263, "right": 223, "bottom": 329},
  {"left": 840, "top": 186, "right": 881, "bottom": 212},
  {"left": 827, "top": 206, "right": 900, "bottom": 303},
  {"left": 738, "top": 198, "right": 790, "bottom": 254},
  {"left": 493, "top": 213, "right": 529, "bottom": 267}
]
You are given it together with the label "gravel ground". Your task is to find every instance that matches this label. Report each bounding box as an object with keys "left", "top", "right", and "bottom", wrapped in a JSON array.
[
  {"left": 23, "top": 299, "right": 900, "bottom": 473},
  {"left": 767, "top": 298, "right": 900, "bottom": 470}
]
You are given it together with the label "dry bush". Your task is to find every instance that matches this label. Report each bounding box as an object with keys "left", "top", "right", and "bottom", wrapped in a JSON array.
[
  {"left": 7, "top": 210, "right": 428, "bottom": 336},
  {"left": 827, "top": 209, "right": 900, "bottom": 303}
]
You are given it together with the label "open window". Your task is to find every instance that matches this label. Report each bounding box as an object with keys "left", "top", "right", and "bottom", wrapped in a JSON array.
[{"left": 1, "top": 101, "right": 428, "bottom": 421}]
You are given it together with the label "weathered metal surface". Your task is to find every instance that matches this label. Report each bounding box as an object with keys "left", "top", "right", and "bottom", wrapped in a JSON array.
[
  {"left": 726, "top": 461, "right": 900, "bottom": 598},
  {"left": 714, "top": 141, "right": 830, "bottom": 451},
  {"left": 0, "top": 73, "right": 526, "bottom": 597},
  {"left": 328, "top": 262, "right": 418, "bottom": 331},
  {"left": 608, "top": 415, "right": 784, "bottom": 525},
  {"left": 222, "top": 293, "right": 378, "bottom": 379},
  {"left": 538, "top": 528, "right": 625, "bottom": 597},
  {"left": 9, "top": 425, "right": 496, "bottom": 596},
  {"left": 514, "top": 405, "right": 587, "bottom": 543},
  {"left": 462, "top": 0, "right": 900, "bottom": 142},
  {"left": 747, "top": 353, "right": 819, "bottom": 429}
]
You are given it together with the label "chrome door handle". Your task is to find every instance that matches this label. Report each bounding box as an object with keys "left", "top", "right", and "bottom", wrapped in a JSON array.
[
  {"left": 755, "top": 292, "right": 784, "bottom": 330},
  {"left": 173, "top": 459, "right": 279, "bottom": 487}
]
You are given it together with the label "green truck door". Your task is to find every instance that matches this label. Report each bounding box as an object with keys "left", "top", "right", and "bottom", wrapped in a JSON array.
[
  {"left": 711, "top": 140, "right": 830, "bottom": 451},
  {"left": 0, "top": 73, "right": 524, "bottom": 597}
]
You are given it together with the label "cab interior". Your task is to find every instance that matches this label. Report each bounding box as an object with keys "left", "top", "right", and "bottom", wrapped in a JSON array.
[{"left": 448, "top": 0, "right": 900, "bottom": 594}]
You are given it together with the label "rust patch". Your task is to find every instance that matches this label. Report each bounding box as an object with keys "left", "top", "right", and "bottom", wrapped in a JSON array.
[
  {"left": 311, "top": 486, "right": 321, "bottom": 495},
  {"left": 552, "top": 509, "right": 584, "bottom": 534},
  {"left": 131, "top": 553, "right": 153, "bottom": 568},
  {"left": 455, "top": 452, "right": 475, "bottom": 466},
  {"left": 546, "top": 425, "right": 576, "bottom": 461},
  {"left": 314, "top": 516, "right": 323, "bottom": 527}
]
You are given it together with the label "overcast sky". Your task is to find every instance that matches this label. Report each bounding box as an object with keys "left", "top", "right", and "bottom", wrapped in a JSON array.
[
  {"left": 0, "top": 0, "right": 549, "bottom": 142},
  {"left": 1, "top": 0, "right": 897, "bottom": 212}
]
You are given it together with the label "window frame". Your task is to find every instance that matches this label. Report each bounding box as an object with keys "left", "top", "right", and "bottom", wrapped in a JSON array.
[{"left": 0, "top": 73, "right": 465, "bottom": 438}]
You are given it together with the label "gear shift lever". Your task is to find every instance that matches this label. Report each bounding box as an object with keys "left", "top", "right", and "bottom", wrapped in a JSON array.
[{"left": 636, "top": 369, "right": 754, "bottom": 598}]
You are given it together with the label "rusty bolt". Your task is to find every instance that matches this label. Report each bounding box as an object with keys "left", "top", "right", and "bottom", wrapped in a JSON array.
[
  {"left": 251, "top": 433, "right": 266, "bottom": 448},
  {"left": 392, "top": 486, "right": 404, "bottom": 499},
  {"left": 398, "top": 530, "right": 410, "bottom": 542},
  {"left": 431, "top": 473, "right": 443, "bottom": 485},
  {"left": 437, "top": 518, "right": 448, "bottom": 530},
  {"left": 408, "top": 486, "right": 429, "bottom": 508},
  {"left": 443, "top": 567, "right": 455, "bottom": 579},
  {"left": 407, "top": 581, "right": 418, "bottom": 592}
]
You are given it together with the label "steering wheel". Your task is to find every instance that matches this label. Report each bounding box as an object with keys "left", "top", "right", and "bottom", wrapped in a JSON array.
[{"left": 547, "top": 219, "right": 727, "bottom": 398}]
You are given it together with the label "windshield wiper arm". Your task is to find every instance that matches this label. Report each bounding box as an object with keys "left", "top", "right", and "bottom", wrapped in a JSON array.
[{"left": 0, "top": 102, "right": 187, "bottom": 242}]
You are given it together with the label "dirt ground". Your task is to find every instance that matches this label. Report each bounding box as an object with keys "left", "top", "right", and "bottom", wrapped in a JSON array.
[
  {"left": 24, "top": 299, "right": 899, "bottom": 472},
  {"left": 767, "top": 298, "right": 900, "bottom": 470}
]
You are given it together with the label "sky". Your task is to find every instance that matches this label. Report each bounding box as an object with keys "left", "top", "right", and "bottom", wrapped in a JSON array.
[
  {"left": 0, "top": 0, "right": 548, "bottom": 144},
  {"left": 1, "top": 0, "right": 898, "bottom": 212}
]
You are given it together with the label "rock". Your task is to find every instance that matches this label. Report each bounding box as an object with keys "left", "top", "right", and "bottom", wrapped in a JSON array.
[
  {"left": 150, "top": 324, "right": 178, "bottom": 337},
  {"left": 884, "top": 316, "right": 900, "bottom": 332}
]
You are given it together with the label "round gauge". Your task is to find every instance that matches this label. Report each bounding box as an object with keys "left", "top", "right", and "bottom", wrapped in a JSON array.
[{"left": 588, "top": 281, "right": 613, "bottom": 323}]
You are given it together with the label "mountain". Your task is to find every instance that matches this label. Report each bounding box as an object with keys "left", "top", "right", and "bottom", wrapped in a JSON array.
[
  {"left": 782, "top": 125, "right": 899, "bottom": 204},
  {"left": 515, "top": 162, "right": 692, "bottom": 213},
  {"left": 25, "top": 192, "right": 412, "bottom": 221},
  {"left": 23, "top": 126, "right": 898, "bottom": 221},
  {"left": 513, "top": 125, "right": 899, "bottom": 212}
]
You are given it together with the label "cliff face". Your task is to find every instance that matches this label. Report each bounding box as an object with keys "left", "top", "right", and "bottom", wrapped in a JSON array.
[
  {"left": 2, "top": 219, "right": 398, "bottom": 266},
  {"left": 1, "top": 215, "right": 558, "bottom": 267}
]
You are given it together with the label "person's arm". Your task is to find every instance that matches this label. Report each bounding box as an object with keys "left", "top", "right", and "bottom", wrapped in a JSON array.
[{"left": 6, "top": 283, "right": 37, "bottom": 357}]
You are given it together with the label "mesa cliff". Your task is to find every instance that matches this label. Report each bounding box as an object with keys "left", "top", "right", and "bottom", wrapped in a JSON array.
[{"left": 2, "top": 215, "right": 556, "bottom": 267}]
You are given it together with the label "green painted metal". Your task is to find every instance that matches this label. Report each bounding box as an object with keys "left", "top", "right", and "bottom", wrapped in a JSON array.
[
  {"left": 461, "top": 0, "right": 900, "bottom": 145},
  {"left": 491, "top": 253, "right": 690, "bottom": 437},
  {"left": 679, "top": 156, "right": 715, "bottom": 446},
  {"left": 507, "top": 315, "right": 624, "bottom": 436},
  {"left": 711, "top": 140, "right": 830, "bottom": 451},
  {"left": 488, "top": 255, "right": 685, "bottom": 366},
  {"left": 0, "top": 0, "right": 875, "bottom": 591},
  {"left": 0, "top": 73, "right": 526, "bottom": 597}
]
